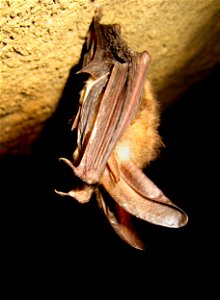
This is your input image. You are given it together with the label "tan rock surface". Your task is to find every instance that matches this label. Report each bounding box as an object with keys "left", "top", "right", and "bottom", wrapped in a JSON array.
[{"left": 1, "top": 0, "right": 220, "bottom": 154}]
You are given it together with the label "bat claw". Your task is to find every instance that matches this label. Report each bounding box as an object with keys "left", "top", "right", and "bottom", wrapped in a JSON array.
[
  {"left": 58, "top": 157, "right": 84, "bottom": 181},
  {"left": 59, "top": 157, "right": 73, "bottom": 167},
  {"left": 93, "top": 0, "right": 102, "bottom": 22},
  {"left": 59, "top": 157, "right": 98, "bottom": 184}
]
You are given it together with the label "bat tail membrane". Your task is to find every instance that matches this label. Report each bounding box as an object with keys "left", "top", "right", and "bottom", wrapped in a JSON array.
[
  {"left": 96, "top": 189, "right": 145, "bottom": 250},
  {"left": 100, "top": 157, "right": 188, "bottom": 228}
]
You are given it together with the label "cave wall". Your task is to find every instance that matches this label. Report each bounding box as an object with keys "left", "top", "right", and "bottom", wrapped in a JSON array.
[{"left": 1, "top": 0, "right": 220, "bottom": 154}]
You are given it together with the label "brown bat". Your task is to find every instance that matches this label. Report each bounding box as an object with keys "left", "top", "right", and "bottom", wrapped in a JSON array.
[{"left": 55, "top": 10, "right": 188, "bottom": 250}]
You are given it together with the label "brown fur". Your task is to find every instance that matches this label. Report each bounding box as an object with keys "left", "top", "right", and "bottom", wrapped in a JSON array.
[{"left": 115, "top": 80, "right": 163, "bottom": 168}]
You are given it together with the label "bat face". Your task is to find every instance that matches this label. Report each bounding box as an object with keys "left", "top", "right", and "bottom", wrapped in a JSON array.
[{"left": 55, "top": 10, "right": 188, "bottom": 250}]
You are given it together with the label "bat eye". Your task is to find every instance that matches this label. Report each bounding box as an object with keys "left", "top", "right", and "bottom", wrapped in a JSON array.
[{"left": 117, "top": 145, "right": 131, "bottom": 162}]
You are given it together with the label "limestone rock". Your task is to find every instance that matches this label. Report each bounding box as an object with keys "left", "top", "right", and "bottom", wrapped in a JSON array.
[{"left": 1, "top": 0, "right": 220, "bottom": 154}]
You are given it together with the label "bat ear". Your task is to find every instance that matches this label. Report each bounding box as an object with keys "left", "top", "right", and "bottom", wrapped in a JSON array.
[
  {"left": 55, "top": 184, "right": 94, "bottom": 204},
  {"left": 96, "top": 189, "right": 145, "bottom": 250},
  {"left": 101, "top": 159, "right": 188, "bottom": 228}
]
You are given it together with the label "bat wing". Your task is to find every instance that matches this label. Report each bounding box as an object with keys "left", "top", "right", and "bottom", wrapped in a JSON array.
[
  {"left": 100, "top": 158, "right": 188, "bottom": 228},
  {"left": 56, "top": 13, "right": 188, "bottom": 248},
  {"left": 71, "top": 53, "right": 150, "bottom": 185},
  {"left": 60, "top": 18, "right": 150, "bottom": 186}
]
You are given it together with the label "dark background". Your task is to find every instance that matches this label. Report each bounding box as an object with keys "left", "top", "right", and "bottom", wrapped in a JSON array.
[{"left": 2, "top": 64, "right": 218, "bottom": 296}]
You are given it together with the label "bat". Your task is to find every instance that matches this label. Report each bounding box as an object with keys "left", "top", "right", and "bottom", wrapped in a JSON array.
[{"left": 55, "top": 9, "right": 188, "bottom": 250}]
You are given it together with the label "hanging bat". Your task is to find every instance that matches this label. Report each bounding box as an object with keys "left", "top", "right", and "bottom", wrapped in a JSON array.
[{"left": 55, "top": 9, "right": 188, "bottom": 250}]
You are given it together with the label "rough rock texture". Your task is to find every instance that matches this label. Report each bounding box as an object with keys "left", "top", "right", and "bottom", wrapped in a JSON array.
[{"left": 1, "top": 0, "right": 220, "bottom": 154}]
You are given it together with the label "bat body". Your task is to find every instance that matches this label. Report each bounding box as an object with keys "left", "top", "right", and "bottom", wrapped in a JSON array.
[{"left": 56, "top": 10, "right": 188, "bottom": 250}]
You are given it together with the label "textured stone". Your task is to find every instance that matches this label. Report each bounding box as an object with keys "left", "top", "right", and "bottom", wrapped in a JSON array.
[{"left": 0, "top": 0, "right": 220, "bottom": 154}]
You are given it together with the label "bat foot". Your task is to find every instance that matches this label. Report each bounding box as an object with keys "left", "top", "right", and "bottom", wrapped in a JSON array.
[{"left": 94, "top": 0, "right": 102, "bottom": 22}]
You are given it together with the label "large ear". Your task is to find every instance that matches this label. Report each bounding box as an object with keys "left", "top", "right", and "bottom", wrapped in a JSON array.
[
  {"left": 100, "top": 159, "right": 188, "bottom": 228},
  {"left": 96, "top": 189, "right": 145, "bottom": 250}
]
